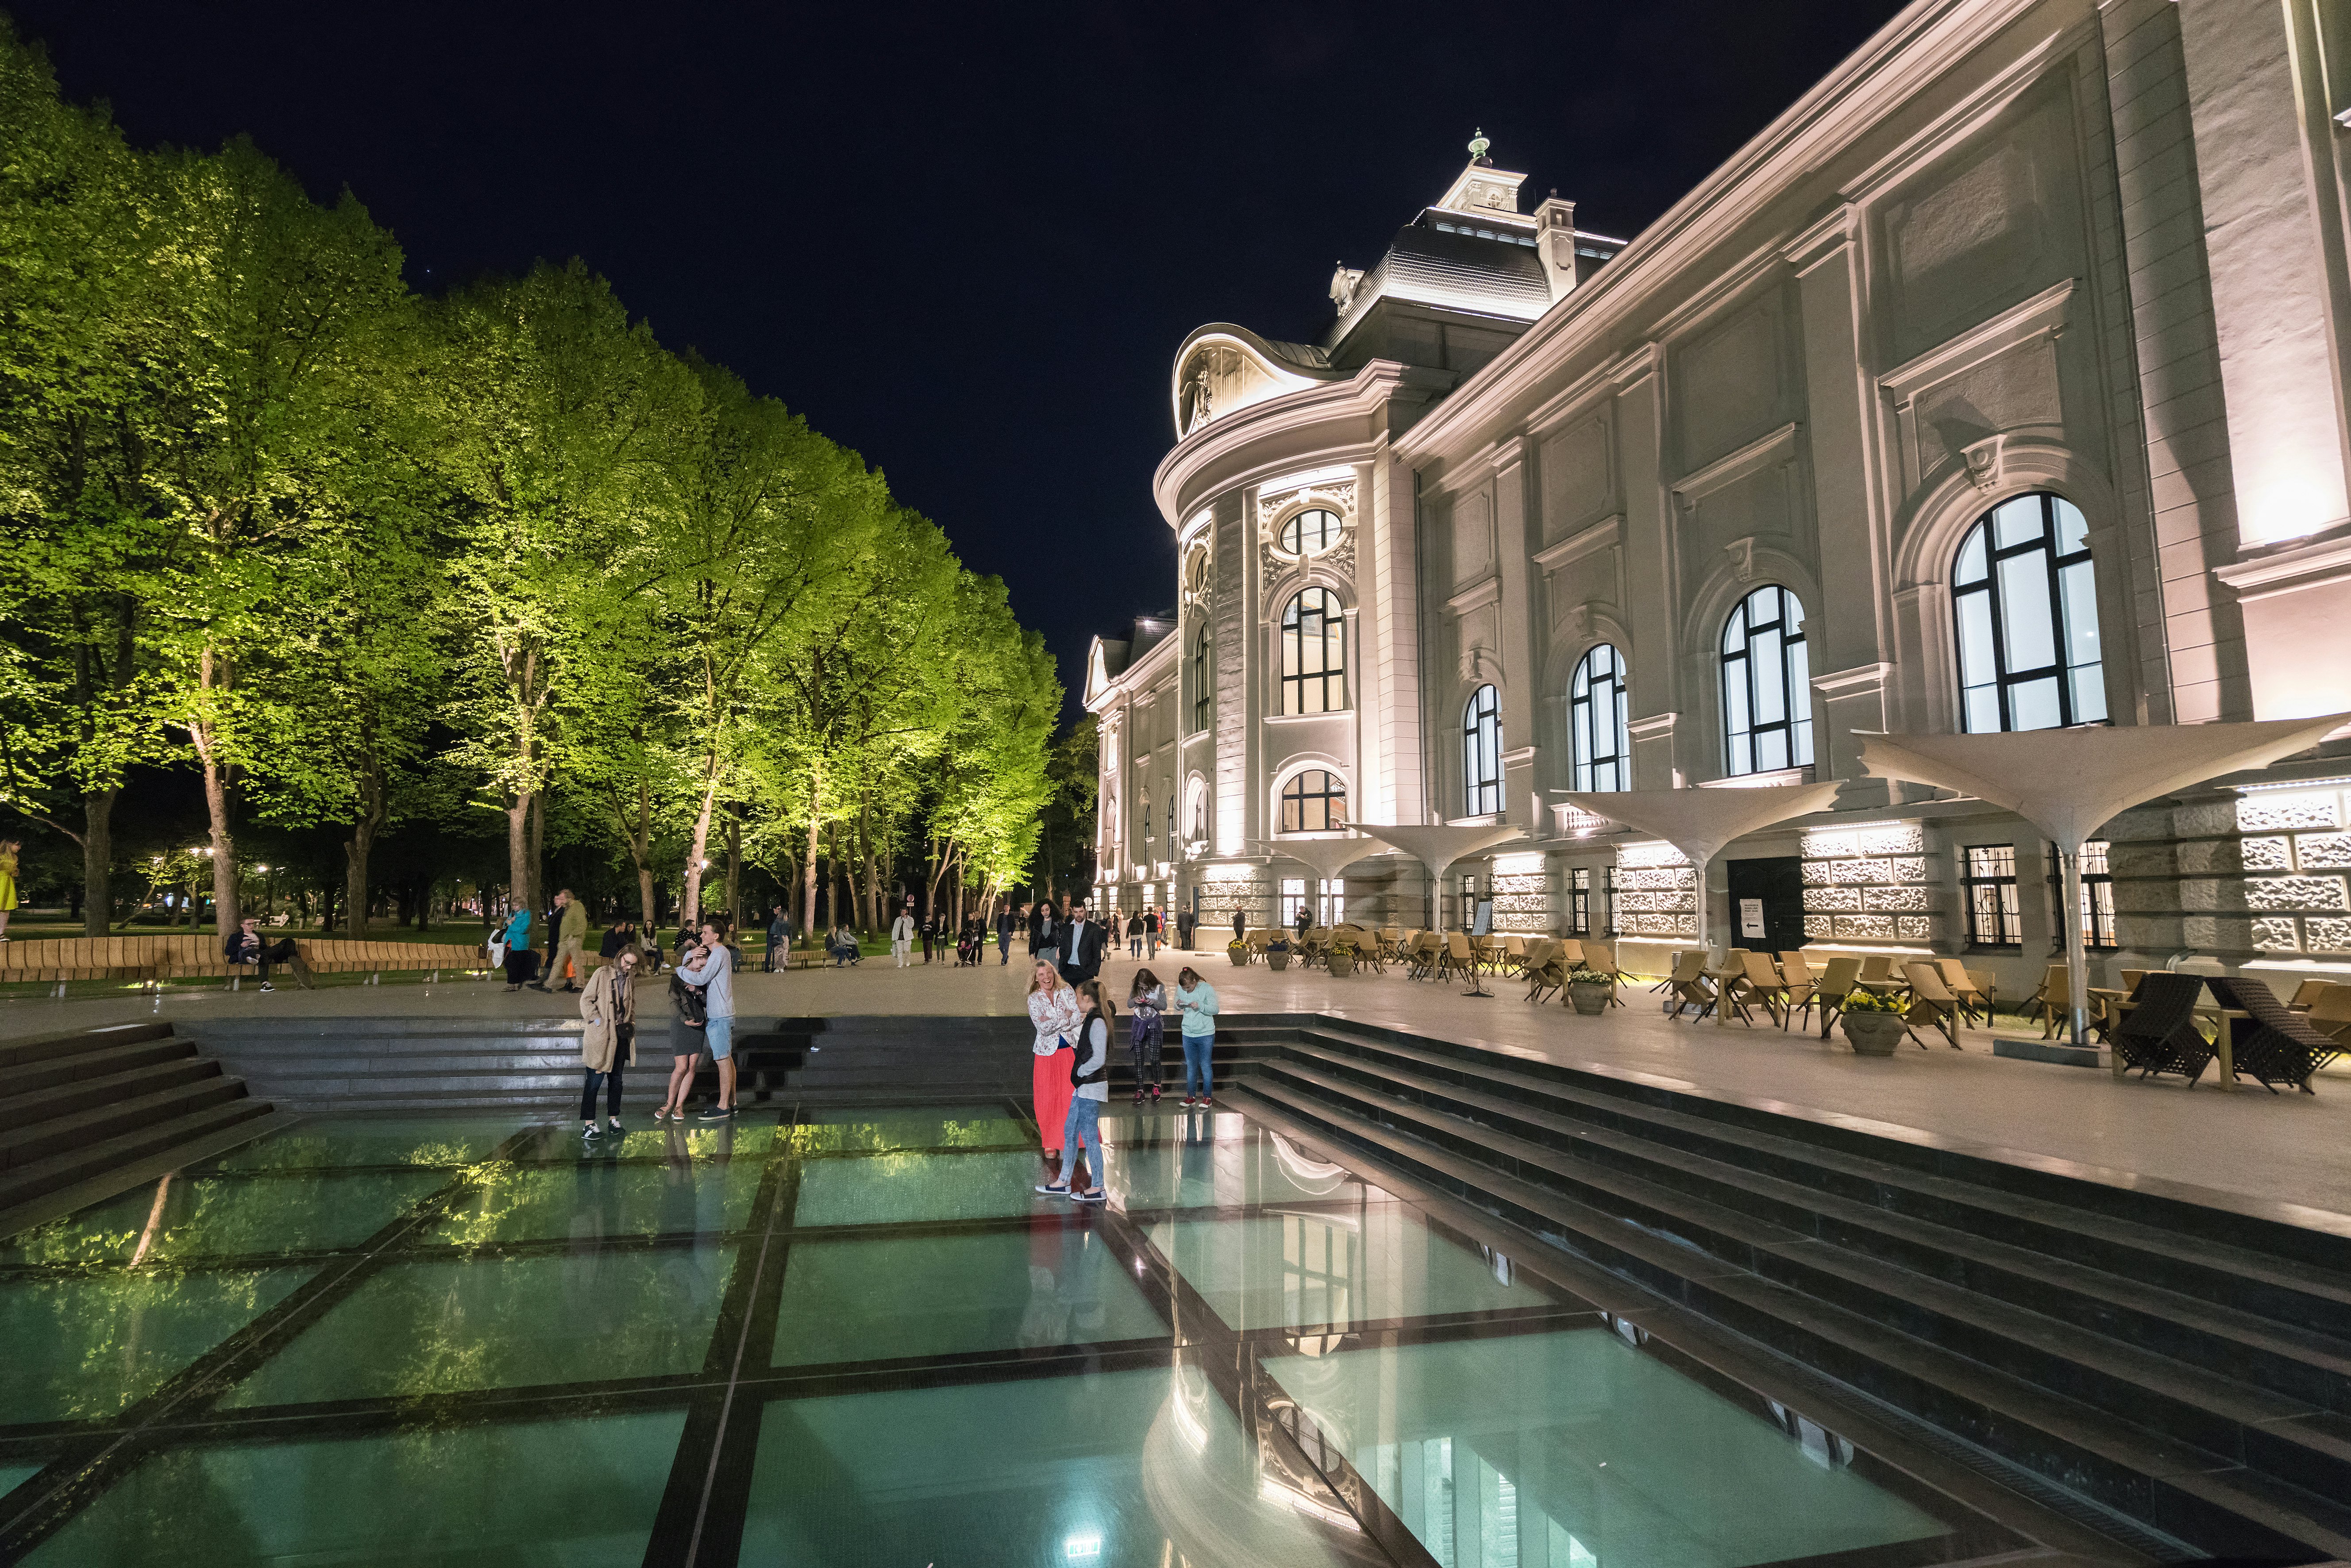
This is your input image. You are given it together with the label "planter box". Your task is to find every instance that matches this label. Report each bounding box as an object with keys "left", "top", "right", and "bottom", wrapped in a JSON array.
[
  {"left": 1328, "top": 952, "right": 1354, "bottom": 977},
  {"left": 1227, "top": 948, "right": 1250, "bottom": 967},
  {"left": 1568, "top": 983, "right": 1611, "bottom": 1016},
  {"left": 1842, "top": 1013, "right": 1905, "bottom": 1055},
  {"left": 1267, "top": 952, "right": 1290, "bottom": 971}
]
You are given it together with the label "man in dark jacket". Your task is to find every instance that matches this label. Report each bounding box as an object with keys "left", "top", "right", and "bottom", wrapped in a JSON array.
[
  {"left": 224, "top": 917, "right": 312, "bottom": 992},
  {"left": 1058, "top": 904, "right": 1106, "bottom": 986}
]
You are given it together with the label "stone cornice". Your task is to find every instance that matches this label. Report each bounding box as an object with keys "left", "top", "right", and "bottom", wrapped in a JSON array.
[{"left": 1152, "top": 359, "right": 1450, "bottom": 529}]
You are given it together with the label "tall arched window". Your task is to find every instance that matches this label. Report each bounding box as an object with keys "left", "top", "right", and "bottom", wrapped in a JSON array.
[
  {"left": 1721, "top": 586, "right": 1812, "bottom": 776},
  {"left": 1279, "top": 769, "right": 1347, "bottom": 833},
  {"left": 1953, "top": 493, "right": 2105, "bottom": 733},
  {"left": 1463, "top": 685, "right": 1503, "bottom": 815},
  {"left": 1280, "top": 588, "right": 1347, "bottom": 714},
  {"left": 1570, "top": 644, "right": 1630, "bottom": 792},
  {"left": 1190, "top": 624, "right": 1211, "bottom": 732}
]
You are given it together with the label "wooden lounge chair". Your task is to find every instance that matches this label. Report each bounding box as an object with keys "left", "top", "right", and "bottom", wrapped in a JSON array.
[
  {"left": 2203, "top": 975, "right": 2344, "bottom": 1094},
  {"left": 1935, "top": 959, "right": 1989, "bottom": 1026},
  {"left": 1777, "top": 951, "right": 1821, "bottom": 1032},
  {"left": 2288, "top": 978, "right": 2332, "bottom": 1010},
  {"left": 1965, "top": 968, "right": 1999, "bottom": 1025},
  {"left": 1661, "top": 952, "right": 1711, "bottom": 1020},
  {"left": 1813, "top": 956, "right": 1864, "bottom": 1038},
  {"left": 1902, "top": 962, "right": 1965, "bottom": 1048},
  {"left": 2110, "top": 973, "right": 2218, "bottom": 1086},
  {"left": 2305, "top": 984, "right": 2351, "bottom": 1044},
  {"left": 1577, "top": 946, "right": 1625, "bottom": 1008},
  {"left": 1439, "top": 931, "right": 1475, "bottom": 982},
  {"left": 1522, "top": 939, "right": 1564, "bottom": 1003},
  {"left": 2024, "top": 963, "right": 2070, "bottom": 1038}
]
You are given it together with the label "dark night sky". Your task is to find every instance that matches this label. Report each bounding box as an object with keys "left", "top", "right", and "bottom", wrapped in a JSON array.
[{"left": 12, "top": 0, "right": 1906, "bottom": 722}]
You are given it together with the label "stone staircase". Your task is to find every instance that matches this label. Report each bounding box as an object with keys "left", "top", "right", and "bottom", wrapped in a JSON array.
[
  {"left": 1214, "top": 1014, "right": 2351, "bottom": 1564},
  {"left": 0, "top": 1021, "right": 284, "bottom": 1234}
]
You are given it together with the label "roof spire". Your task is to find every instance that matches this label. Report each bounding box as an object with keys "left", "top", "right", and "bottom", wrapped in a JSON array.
[{"left": 1468, "top": 127, "right": 1492, "bottom": 165}]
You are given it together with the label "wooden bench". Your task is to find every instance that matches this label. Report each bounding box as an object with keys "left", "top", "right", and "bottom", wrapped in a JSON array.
[{"left": 0, "top": 934, "right": 489, "bottom": 994}]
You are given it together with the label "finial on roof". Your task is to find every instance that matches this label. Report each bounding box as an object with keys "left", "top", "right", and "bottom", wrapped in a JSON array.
[{"left": 1468, "top": 128, "right": 1492, "bottom": 164}]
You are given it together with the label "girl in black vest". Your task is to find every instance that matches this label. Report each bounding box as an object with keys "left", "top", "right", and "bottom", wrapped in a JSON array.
[{"left": 1037, "top": 979, "right": 1114, "bottom": 1204}]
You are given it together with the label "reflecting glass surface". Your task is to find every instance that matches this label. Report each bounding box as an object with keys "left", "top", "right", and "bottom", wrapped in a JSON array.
[
  {"left": 773, "top": 1228, "right": 1165, "bottom": 1365},
  {"left": 0, "top": 1267, "right": 309, "bottom": 1422},
  {"left": 4, "top": 1171, "right": 445, "bottom": 1265},
  {"left": 212, "top": 1116, "right": 532, "bottom": 1170},
  {"left": 1272, "top": 1329, "right": 1950, "bottom": 1568},
  {"left": 787, "top": 1106, "right": 1029, "bottom": 1152},
  {"left": 1096, "top": 1122, "right": 1378, "bottom": 1211},
  {"left": 26, "top": 1410, "right": 683, "bottom": 1567},
  {"left": 740, "top": 1367, "right": 1364, "bottom": 1568},
  {"left": 791, "top": 1150, "right": 1050, "bottom": 1226},
  {"left": 1150, "top": 1208, "right": 1554, "bottom": 1329},
  {"left": 428, "top": 1157, "right": 764, "bottom": 1244}
]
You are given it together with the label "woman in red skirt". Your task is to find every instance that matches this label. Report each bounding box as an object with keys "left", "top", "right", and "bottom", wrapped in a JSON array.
[{"left": 1026, "top": 958, "right": 1087, "bottom": 1187}]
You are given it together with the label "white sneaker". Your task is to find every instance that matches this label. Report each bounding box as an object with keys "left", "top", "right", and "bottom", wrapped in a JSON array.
[
  {"left": 607, "top": 1117, "right": 623, "bottom": 1134},
  {"left": 258, "top": 982, "right": 275, "bottom": 993}
]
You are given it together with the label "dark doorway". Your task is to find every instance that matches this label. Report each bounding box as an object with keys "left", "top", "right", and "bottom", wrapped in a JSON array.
[{"left": 1726, "top": 855, "right": 1808, "bottom": 952}]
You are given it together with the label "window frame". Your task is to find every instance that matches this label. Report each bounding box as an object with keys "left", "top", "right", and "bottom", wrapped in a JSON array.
[
  {"left": 1462, "top": 685, "right": 1503, "bottom": 816},
  {"left": 1720, "top": 585, "right": 1812, "bottom": 777},
  {"left": 1278, "top": 587, "right": 1348, "bottom": 715},
  {"left": 1961, "top": 843, "right": 2023, "bottom": 948},
  {"left": 1278, "top": 507, "right": 1342, "bottom": 557},
  {"left": 1569, "top": 644, "right": 1630, "bottom": 792},
  {"left": 1190, "top": 623, "right": 1211, "bottom": 733},
  {"left": 1278, "top": 768, "right": 1348, "bottom": 835},
  {"left": 1952, "top": 492, "right": 2106, "bottom": 734},
  {"left": 1568, "top": 867, "right": 1591, "bottom": 936},
  {"left": 2050, "top": 840, "right": 2119, "bottom": 951}
]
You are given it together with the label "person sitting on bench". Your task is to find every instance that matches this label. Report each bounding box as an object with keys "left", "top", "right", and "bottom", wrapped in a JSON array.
[{"left": 225, "top": 916, "right": 312, "bottom": 992}]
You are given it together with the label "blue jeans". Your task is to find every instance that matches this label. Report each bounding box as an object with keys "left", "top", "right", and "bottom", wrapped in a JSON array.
[
  {"left": 1182, "top": 1033, "right": 1213, "bottom": 1097},
  {"left": 1060, "top": 1094, "right": 1102, "bottom": 1188}
]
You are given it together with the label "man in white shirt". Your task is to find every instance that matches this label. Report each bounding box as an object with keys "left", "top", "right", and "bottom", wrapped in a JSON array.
[{"left": 890, "top": 905, "right": 915, "bottom": 967}]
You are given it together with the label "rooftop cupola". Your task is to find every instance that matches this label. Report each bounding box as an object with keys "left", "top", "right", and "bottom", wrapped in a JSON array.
[{"left": 1434, "top": 129, "right": 1530, "bottom": 220}]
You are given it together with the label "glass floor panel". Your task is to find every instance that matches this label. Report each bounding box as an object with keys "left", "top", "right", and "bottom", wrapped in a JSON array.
[
  {"left": 740, "top": 1365, "right": 1365, "bottom": 1568},
  {"left": 1, "top": 1171, "right": 447, "bottom": 1266},
  {"left": 790, "top": 1149, "right": 1049, "bottom": 1227},
  {"left": 787, "top": 1103, "right": 1031, "bottom": 1152},
  {"left": 223, "top": 1245, "right": 736, "bottom": 1406},
  {"left": 1270, "top": 1328, "right": 1954, "bottom": 1568},
  {"left": 0, "top": 1461, "right": 43, "bottom": 1497},
  {"left": 210, "top": 1116, "right": 535, "bottom": 1170},
  {"left": 427, "top": 1157, "right": 765, "bottom": 1244},
  {"left": 23, "top": 1408, "right": 685, "bottom": 1566},
  {"left": 515, "top": 1120, "right": 790, "bottom": 1162},
  {"left": 773, "top": 1226, "right": 1165, "bottom": 1366},
  {"left": 1, "top": 1267, "right": 310, "bottom": 1422},
  {"left": 1151, "top": 1207, "right": 1557, "bottom": 1329},
  {"left": 1096, "top": 1125, "right": 1378, "bottom": 1210}
]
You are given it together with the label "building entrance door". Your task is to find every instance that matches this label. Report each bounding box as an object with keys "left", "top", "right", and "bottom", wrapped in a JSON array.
[{"left": 1726, "top": 856, "right": 1808, "bottom": 952}]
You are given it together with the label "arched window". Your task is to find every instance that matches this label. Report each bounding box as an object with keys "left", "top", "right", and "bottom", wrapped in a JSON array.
[
  {"left": 1280, "top": 769, "right": 1347, "bottom": 833},
  {"left": 1280, "top": 508, "right": 1342, "bottom": 555},
  {"left": 1463, "top": 686, "right": 1503, "bottom": 815},
  {"left": 1721, "top": 586, "right": 1812, "bottom": 776},
  {"left": 1190, "top": 624, "right": 1211, "bottom": 732},
  {"left": 1570, "top": 644, "right": 1630, "bottom": 792},
  {"left": 1280, "top": 588, "right": 1347, "bottom": 714},
  {"left": 1953, "top": 493, "right": 2105, "bottom": 733}
]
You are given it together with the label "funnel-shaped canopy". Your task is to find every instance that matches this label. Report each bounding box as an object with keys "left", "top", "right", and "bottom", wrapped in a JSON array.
[
  {"left": 1353, "top": 822, "right": 1525, "bottom": 882},
  {"left": 1259, "top": 832, "right": 1390, "bottom": 886},
  {"left": 1550, "top": 781, "right": 1846, "bottom": 868},
  {"left": 1858, "top": 716, "right": 2348, "bottom": 853}
]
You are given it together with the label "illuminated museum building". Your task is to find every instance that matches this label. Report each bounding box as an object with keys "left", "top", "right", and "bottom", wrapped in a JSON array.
[{"left": 1084, "top": 0, "right": 2351, "bottom": 994}]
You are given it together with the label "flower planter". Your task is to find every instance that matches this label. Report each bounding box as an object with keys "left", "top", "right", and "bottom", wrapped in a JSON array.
[
  {"left": 1267, "top": 952, "right": 1290, "bottom": 972},
  {"left": 1841, "top": 1013, "right": 1905, "bottom": 1056},
  {"left": 1568, "top": 982, "right": 1611, "bottom": 1016},
  {"left": 1227, "top": 947, "right": 1250, "bottom": 967},
  {"left": 1327, "top": 951, "right": 1354, "bottom": 977}
]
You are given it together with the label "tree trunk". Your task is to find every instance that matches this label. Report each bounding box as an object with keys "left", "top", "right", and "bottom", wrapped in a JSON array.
[
  {"left": 802, "top": 757, "right": 823, "bottom": 935},
  {"left": 527, "top": 790, "right": 546, "bottom": 922},
  {"left": 857, "top": 794, "right": 877, "bottom": 932},
  {"left": 506, "top": 794, "right": 532, "bottom": 927},
  {"left": 681, "top": 766, "right": 720, "bottom": 932},
  {"left": 80, "top": 788, "right": 115, "bottom": 937},
  {"left": 343, "top": 758, "right": 385, "bottom": 938},
  {"left": 725, "top": 813, "right": 744, "bottom": 932}
]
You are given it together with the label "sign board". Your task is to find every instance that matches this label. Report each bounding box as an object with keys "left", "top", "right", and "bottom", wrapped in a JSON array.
[
  {"left": 1472, "top": 898, "right": 1495, "bottom": 936},
  {"left": 1738, "top": 898, "right": 1766, "bottom": 939}
]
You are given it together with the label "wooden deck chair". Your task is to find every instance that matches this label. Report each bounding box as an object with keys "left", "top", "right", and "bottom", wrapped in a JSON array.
[
  {"left": 1661, "top": 952, "right": 1711, "bottom": 1019},
  {"left": 1934, "top": 959, "right": 1989, "bottom": 1026},
  {"left": 1965, "top": 969, "right": 1998, "bottom": 1025},
  {"left": 1439, "top": 931, "right": 1474, "bottom": 982},
  {"left": 1410, "top": 931, "right": 1442, "bottom": 980},
  {"left": 2024, "top": 963, "right": 2070, "bottom": 1037},
  {"left": 1739, "top": 951, "right": 1790, "bottom": 1027},
  {"left": 1855, "top": 953, "right": 1906, "bottom": 997},
  {"left": 1555, "top": 938, "right": 1585, "bottom": 969},
  {"left": 2110, "top": 973, "right": 2216, "bottom": 1085},
  {"left": 1501, "top": 934, "right": 1528, "bottom": 976},
  {"left": 1902, "top": 962, "right": 1965, "bottom": 1048},
  {"left": 1813, "top": 956, "right": 1864, "bottom": 1037},
  {"left": 1523, "top": 940, "right": 1565, "bottom": 1003},
  {"left": 2289, "top": 978, "right": 2332, "bottom": 1010},
  {"left": 1574, "top": 945, "right": 1625, "bottom": 1008},
  {"left": 1777, "top": 951, "right": 1819, "bottom": 1032},
  {"left": 2204, "top": 975, "right": 2344, "bottom": 1094},
  {"left": 2305, "top": 984, "right": 2351, "bottom": 1044}
]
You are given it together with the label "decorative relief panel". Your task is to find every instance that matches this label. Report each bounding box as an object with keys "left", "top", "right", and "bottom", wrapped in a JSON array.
[
  {"left": 1831, "top": 858, "right": 1893, "bottom": 885},
  {"left": 1803, "top": 914, "right": 1834, "bottom": 937},
  {"left": 1864, "top": 885, "right": 1932, "bottom": 912},
  {"left": 2253, "top": 917, "right": 2301, "bottom": 952},
  {"left": 2292, "top": 833, "right": 2351, "bottom": 870},
  {"left": 2237, "top": 793, "right": 2341, "bottom": 832},
  {"left": 2241, "top": 836, "right": 2293, "bottom": 871},
  {"left": 1619, "top": 867, "right": 1695, "bottom": 891},
  {"left": 2247, "top": 876, "right": 2350, "bottom": 913},
  {"left": 1834, "top": 914, "right": 1896, "bottom": 939},
  {"left": 2306, "top": 917, "right": 2351, "bottom": 952},
  {"left": 1801, "top": 821, "right": 1935, "bottom": 946},
  {"left": 1538, "top": 416, "right": 1613, "bottom": 544},
  {"left": 1896, "top": 916, "right": 1932, "bottom": 940}
]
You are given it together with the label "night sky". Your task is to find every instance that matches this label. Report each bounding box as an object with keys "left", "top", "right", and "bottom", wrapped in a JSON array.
[{"left": 12, "top": 0, "right": 1907, "bottom": 721}]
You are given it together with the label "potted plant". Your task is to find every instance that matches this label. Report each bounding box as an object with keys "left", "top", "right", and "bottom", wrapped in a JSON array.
[
  {"left": 1227, "top": 939, "right": 1251, "bottom": 967},
  {"left": 1566, "top": 965, "right": 1614, "bottom": 1015},
  {"left": 1265, "top": 937, "right": 1291, "bottom": 972},
  {"left": 1839, "top": 989, "right": 1908, "bottom": 1055},
  {"left": 1327, "top": 935, "right": 1356, "bottom": 977}
]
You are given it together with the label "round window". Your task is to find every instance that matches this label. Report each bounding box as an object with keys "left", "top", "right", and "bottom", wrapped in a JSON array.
[{"left": 1280, "top": 508, "right": 1341, "bottom": 555}]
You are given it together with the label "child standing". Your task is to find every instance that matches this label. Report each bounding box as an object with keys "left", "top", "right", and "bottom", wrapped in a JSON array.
[
  {"left": 1174, "top": 966, "right": 1220, "bottom": 1107},
  {"left": 1126, "top": 968, "right": 1166, "bottom": 1105}
]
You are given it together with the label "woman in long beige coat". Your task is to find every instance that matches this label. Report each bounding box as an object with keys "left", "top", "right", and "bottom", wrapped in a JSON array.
[{"left": 578, "top": 948, "right": 640, "bottom": 1139}]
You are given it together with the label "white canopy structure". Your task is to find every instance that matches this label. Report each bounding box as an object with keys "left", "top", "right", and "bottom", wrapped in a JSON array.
[
  {"left": 1554, "top": 782, "right": 1846, "bottom": 1026},
  {"left": 1256, "top": 833, "right": 1391, "bottom": 921},
  {"left": 1858, "top": 714, "right": 2349, "bottom": 1045},
  {"left": 1353, "top": 822, "right": 1527, "bottom": 927}
]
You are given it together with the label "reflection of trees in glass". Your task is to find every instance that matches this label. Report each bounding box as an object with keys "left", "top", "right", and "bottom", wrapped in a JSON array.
[
  {"left": 2, "top": 1267, "right": 301, "bottom": 1421},
  {"left": 787, "top": 1118, "right": 1021, "bottom": 1153},
  {"left": 7, "top": 1171, "right": 442, "bottom": 1267}
]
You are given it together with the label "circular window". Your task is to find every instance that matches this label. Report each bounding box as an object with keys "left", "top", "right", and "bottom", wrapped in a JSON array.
[{"left": 1280, "top": 508, "right": 1342, "bottom": 556}]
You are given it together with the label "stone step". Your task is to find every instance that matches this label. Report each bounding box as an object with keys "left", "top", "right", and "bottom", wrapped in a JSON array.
[
  {"left": 0, "top": 1021, "right": 175, "bottom": 1070},
  {"left": 5, "top": 1056, "right": 227, "bottom": 1131},
  {"left": 0, "top": 1073, "right": 250, "bottom": 1173},
  {"left": 0, "top": 1035, "right": 200, "bottom": 1097},
  {"left": 1233, "top": 1075, "right": 2351, "bottom": 1563},
  {"left": 0, "top": 1094, "right": 277, "bottom": 1218}
]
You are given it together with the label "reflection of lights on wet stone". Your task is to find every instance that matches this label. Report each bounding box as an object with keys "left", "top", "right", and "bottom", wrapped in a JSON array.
[{"left": 1062, "top": 1529, "right": 1103, "bottom": 1559}]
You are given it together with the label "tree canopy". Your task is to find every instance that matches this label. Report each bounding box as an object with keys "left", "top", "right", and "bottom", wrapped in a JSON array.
[{"left": 0, "top": 19, "right": 1062, "bottom": 937}]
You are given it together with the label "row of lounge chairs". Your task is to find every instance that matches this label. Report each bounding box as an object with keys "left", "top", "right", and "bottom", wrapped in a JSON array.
[
  {"left": 2105, "top": 971, "right": 2345, "bottom": 1093},
  {"left": 1654, "top": 951, "right": 1991, "bottom": 1047}
]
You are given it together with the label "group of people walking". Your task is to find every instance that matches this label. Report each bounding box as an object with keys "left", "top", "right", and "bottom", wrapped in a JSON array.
[{"left": 1025, "top": 958, "right": 1220, "bottom": 1203}]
